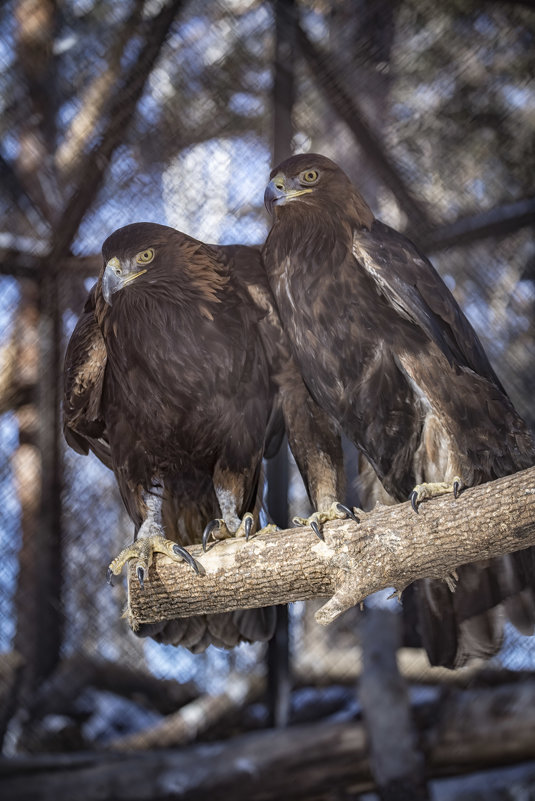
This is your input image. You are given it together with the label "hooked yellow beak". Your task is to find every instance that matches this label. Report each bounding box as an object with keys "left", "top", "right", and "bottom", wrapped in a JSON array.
[
  {"left": 264, "top": 173, "right": 313, "bottom": 213},
  {"left": 102, "top": 256, "right": 147, "bottom": 305}
]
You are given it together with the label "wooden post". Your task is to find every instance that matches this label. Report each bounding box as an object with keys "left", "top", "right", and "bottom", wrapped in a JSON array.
[
  {"left": 13, "top": 0, "right": 63, "bottom": 709},
  {"left": 266, "top": 0, "right": 296, "bottom": 729},
  {"left": 359, "top": 608, "right": 430, "bottom": 800}
]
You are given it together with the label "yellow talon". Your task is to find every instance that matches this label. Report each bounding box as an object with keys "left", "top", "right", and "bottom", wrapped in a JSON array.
[
  {"left": 410, "top": 476, "right": 463, "bottom": 512},
  {"left": 107, "top": 534, "right": 197, "bottom": 587}
]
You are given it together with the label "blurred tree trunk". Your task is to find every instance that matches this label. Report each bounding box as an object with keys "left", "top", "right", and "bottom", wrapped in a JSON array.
[
  {"left": 56, "top": 0, "right": 146, "bottom": 181},
  {"left": 303, "top": 0, "right": 430, "bottom": 231},
  {"left": 325, "top": 0, "right": 400, "bottom": 206},
  {"left": 13, "top": 0, "right": 64, "bottom": 711},
  {"left": 9, "top": 1, "right": 186, "bottom": 726},
  {"left": 359, "top": 608, "right": 430, "bottom": 800}
]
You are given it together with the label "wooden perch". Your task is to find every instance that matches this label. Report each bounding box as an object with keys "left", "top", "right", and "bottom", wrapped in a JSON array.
[{"left": 127, "top": 466, "right": 535, "bottom": 630}]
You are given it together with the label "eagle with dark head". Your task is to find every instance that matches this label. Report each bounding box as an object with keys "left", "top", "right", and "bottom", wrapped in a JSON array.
[
  {"left": 263, "top": 153, "right": 535, "bottom": 668},
  {"left": 64, "top": 221, "right": 345, "bottom": 653}
]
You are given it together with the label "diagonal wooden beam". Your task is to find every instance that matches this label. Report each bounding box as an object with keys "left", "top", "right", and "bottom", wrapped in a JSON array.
[
  {"left": 296, "top": 23, "right": 434, "bottom": 233},
  {"left": 48, "top": 0, "right": 185, "bottom": 261},
  {"left": 56, "top": 0, "right": 146, "bottom": 180},
  {"left": 422, "top": 196, "right": 535, "bottom": 253}
]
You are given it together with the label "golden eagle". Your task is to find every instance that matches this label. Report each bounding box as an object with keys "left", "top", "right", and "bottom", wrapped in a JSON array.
[
  {"left": 64, "top": 222, "right": 345, "bottom": 653},
  {"left": 263, "top": 153, "right": 535, "bottom": 667}
]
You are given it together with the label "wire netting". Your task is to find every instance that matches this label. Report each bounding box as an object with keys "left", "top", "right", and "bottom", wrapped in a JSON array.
[{"left": 0, "top": 0, "right": 534, "bottom": 793}]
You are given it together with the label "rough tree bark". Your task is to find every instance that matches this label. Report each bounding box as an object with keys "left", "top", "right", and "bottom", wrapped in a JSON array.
[{"left": 126, "top": 466, "right": 535, "bottom": 629}]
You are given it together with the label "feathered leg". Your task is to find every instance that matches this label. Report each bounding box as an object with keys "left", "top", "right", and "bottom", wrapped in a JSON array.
[
  {"left": 280, "top": 370, "right": 355, "bottom": 538},
  {"left": 107, "top": 479, "right": 198, "bottom": 588},
  {"left": 202, "top": 462, "right": 277, "bottom": 551}
]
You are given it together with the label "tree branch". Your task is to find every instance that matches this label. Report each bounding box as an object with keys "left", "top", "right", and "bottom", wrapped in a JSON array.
[
  {"left": 126, "top": 466, "right": 535, "bottom": 630},
  {"left": 109, "top": 672, "right": 263, "bottom": 751},
  {"left": 27, "top": 654, "right": 197, "bottom": 720}
]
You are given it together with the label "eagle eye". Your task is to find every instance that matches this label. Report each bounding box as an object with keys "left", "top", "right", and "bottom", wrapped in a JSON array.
[
  {"left": 136, "top": 248, "right": 155, "bottom": 265},
  {"left": 300, "top": 169, "right": 319, "bottom": 184}
]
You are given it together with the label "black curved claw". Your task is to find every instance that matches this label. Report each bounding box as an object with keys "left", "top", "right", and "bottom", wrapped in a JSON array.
[
  {"left": 292, "top": 517, "right": 304, "bottom": 528},
  {"left": 410, "top": 491, "right": 419, "bottom": 514},
  {"left": 311, "top": 520, "right": 324, "bottom": 541},
  {"left": 106, "top": 567, "right": 114, "bottom": 586},
  {"left": 202, "top": 519, "right": 220, "bottom": 552},
  {"left": 173, "top": 544, "right": 199, "bottom": 574},
  {"left": 453, "top": 480, "right": 460, "bottom": 499},
  {"left": 244, "top": 515, "right": 253, "bottom": 541},
  {"left": 336, "top": 502, "right": 359, "bottom": 523},
  {"left": 137, "top": 565, "right": 145, "bottom": 590}
]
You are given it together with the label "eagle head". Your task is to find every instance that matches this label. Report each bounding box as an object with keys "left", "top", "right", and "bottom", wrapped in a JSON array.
[
  {"left": 264, "top": 153, "right": 374, "bottom": 229},
  {"left": 101, "top": 222, "right": 174, "bottom": 305}
]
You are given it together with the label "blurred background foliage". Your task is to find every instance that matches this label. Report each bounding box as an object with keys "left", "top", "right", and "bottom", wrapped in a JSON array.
[{"left": 0, "top": 0, "right": 534, "bottom": 797}]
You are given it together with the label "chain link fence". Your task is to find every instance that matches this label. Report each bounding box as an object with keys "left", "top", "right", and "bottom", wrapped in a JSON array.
[{"left": 0, "top": 0, "right": 534, "bottom": 796}]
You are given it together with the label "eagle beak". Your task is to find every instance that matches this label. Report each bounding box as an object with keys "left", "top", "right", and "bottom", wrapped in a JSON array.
[
  {"left": 264, "top": 174, "right": 313, "bottom": 214},
  {"left": 102, "top": 256, "right": 147, "bottom": 305},
  {"left": 102, "top": 257, "right": 123, "bottom": 305}
]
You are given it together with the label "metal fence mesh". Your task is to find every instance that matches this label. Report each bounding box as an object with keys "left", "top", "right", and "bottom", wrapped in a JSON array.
[{"left": 0, "top": 0, "right": 534, "bottom": 794}]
